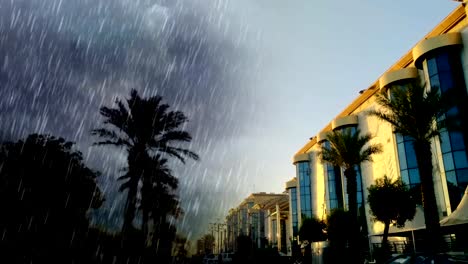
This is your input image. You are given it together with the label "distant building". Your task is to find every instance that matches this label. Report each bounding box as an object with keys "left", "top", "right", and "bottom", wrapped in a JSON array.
[
  {"left": 290, "top": 3, "right": 468, "bottom": 249},
  {"left": 225, "top": 192, "right": 290, "bottom": 254}
]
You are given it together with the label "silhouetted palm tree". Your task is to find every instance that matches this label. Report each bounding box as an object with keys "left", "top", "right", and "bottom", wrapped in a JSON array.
[
  {"left": 0, "top": 134, "right": 103, "bottom": 262},
  {"left": 319, "top": 128, "right": 381, "bottom": 262},
  {"left": 139, "top": 155, "right": 181, "bottom": 248},
  {"left": 92, "top": 89, "right": 199, "bottom": 233},
  {"left": 368, "top": 82, "right": 445, "bottom": 252}
]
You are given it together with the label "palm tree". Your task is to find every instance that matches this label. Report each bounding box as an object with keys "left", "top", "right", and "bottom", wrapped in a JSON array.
[
  {"left": 367, "top": 175, "right": 416, "bottom": 249},
  {"left": 318, "top": 128, "right": 382, "bottom": 261},
  {"left": 92, "top": 89, "right": 199, "bottom": 233},
  {"left": 0, "top": 134, "right": 104, "bottom": 262},
  {"left": 319, "top": 128, "right": 382, "bottom": 224},
  {"left": 139, "top": 155, "right": 182, "bottom": 249},
  {"left": 368, "top": 81, "right": 446, "bottom": 252}
]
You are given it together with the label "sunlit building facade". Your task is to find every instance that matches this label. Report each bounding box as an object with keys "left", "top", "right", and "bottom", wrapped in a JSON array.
[
  {"left": 290, "top": 3, "right": 468, "bottom": 245},
  {"left": 225, "top": 192, "right": 290, "bottom": 253}
]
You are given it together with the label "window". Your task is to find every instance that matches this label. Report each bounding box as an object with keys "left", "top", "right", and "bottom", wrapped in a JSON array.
[
  {"left": 395, "top": 133, "right": 420, "bottom": 189},
  {"left": 423, "top": 49, "right": 468, "bottom": 210},
  {"left": 290, "top": 187, "right": 299, "bottom": 236},
  {"left": 322, "top": 141, "right": 344, "bottom": 211},
  {"left": 296, "top": 161, "right": 312, "bottom": 218}
]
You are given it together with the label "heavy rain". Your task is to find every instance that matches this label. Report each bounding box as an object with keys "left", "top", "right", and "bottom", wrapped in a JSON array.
[
  {"left": 0, "top": 0, "right": 265, "bottom": 262},
  {"left": 0, "top": 0, "right": 464, "bottom": 263}
]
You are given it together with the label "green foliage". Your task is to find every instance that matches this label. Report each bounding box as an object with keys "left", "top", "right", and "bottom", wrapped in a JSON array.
[
  {"left": 326, "top": 209, "right": 352, "bottom": 250},
  {"left": 202, "top": 234, "right": 216, "bottom": 253},
  {"left": 236, "top": 235, "right": 252, "bottom": 258},
  {"left": 319, "top": 129, "right": 381, "bottom": 263},
  {"left": 368, "top": 82, "right": 446, "bottom": 252},
  {"left": 367, "top": 81, "right": 446, "bottom": 142},
  {"left": 298, "top": 217, "right": 326, "bottom": 242},
  {"left": 0, "top": 134, "right": 103, "bottom": 262},
  {"left": 367, "top": 176, "right": 416, "bottom": 228},
  {"left": 325, "top": 209, "right": 353, "bottom": 263},
  {"left": 319, "top": 128, "right": 382, "bottom": 170}
]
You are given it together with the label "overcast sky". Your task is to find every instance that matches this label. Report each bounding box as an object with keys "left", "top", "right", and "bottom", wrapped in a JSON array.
[{"left": 0, "top": 0, "right": 459, "bottom": 240}]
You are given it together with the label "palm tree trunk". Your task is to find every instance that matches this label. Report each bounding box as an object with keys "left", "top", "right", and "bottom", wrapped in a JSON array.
[
  {"left": 382, "top": 219, "right": 390, "bottom": 251},
  {"left": 344, "top": 168, "right": 358, "bottom": 222},
  {"left": 122, "top": 178, "right": 138, "bottom": 233},
  {"left": 413, "top": 140, "right": 441, "bottom": 253},
  {"left": 344, "top": 167, "right": 360, "bottom": 263},
  {"left": 123, "top": 146, "right": 146, "bottom": 234}
]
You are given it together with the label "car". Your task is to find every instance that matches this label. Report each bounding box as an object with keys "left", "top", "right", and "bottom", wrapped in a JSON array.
[
  {"left": 202, "top": 254, "right": 218, "bottom": 264},
  {"left": 384, "top": 253, "right": 468, "bottom": 264},
  {"left": 220, "top": 252, "right": 234, "bottom": 263}
]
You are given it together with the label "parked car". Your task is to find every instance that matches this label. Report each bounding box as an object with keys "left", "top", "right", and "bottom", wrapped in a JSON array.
[
  {"left": 202, "top": 254, "right": 218, "bottom": 264},
  {"left": 220, "top": 252, "right": 234, "bottom": 263},
  {"left": 384, "top": 253, "right": 468, "bottom": 264}
]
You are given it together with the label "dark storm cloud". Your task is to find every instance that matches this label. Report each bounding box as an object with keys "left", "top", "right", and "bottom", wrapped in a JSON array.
[
  {"left": 0, "top": 0, "right": 259, "bottom": 235},
  {"left": 0, "top": 0, "right": 254, "bottom": 140}
]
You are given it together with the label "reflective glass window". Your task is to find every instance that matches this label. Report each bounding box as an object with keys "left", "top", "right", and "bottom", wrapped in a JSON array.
[
  {"left": 450, "top": 131, "right": 465, "bottom": 152},
  {"left": 290, "top": 187, "right": 299, "bottom": 236},
  {"left": 443, "top": 153, "right": 455, "bottom": 171},
  {"left": 296, "top": 161, "right": 312, "bottom": 218},
  {"left": 396, "top": 133, "right": 404, "bottom": 144},
  {"left": 437, "top": 52, "right": 451, "bottom": 72},
  {"left": 423, "top": 49, "right": 468, "bottom": 210},
  {"left": 409, "top": 169, "right": 421, "bottom": 184},
  {"left": 458, "top": 169, "right": 468, "bottom": 183},
  {"left": 406, "top": 145, "right": 418, "bottom": 168},
  {"left": 453, "top": 151, "right": 468, "bottom": 169},
  {"left": 401, "top": 170, "right": 409, "bottom": 185},
  {"left": 430, "top": 75, "right": 440, "bottom": 90},
  {"left": 323, "top": 141, "right": 344, "bottom": 211},
  {"left": 439, "top": 72, "right": 454, "bottom": 92},
  {"left": 440, "top": 130, "right": 451, "bottom": 152},
  {"left": 427, "top": 58, "right": 438, "bottom": 76},
  {"left": 397, "top": 143, "right": 407, "bottom": 170},
  {"left": 446, "top": 171, "right": 457, "bottom": 185}
]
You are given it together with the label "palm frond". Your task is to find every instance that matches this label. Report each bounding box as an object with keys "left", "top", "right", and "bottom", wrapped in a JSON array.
[
  {"left": 318, "top": 129, "right": 381, "bottom": 169},
  {"left": 92, "top": 139, "right": 131, "bottom": 148},
  {"left": 368, "top": 81, "right": 446, "bottom": 142},
  {"left": 157, "top": 130, "right": 192, "bottom": 144}
]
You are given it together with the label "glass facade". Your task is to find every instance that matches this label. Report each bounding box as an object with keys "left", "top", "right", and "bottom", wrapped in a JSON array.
[
  {"left": 290, "top": 187, "right": 299, "bottom": 236},
  {"left": 322, "top": 141, "right": 344, "bottom": 211},
  {"left": 396, "top": 134, "right": 421, "bottom": 188},
  {"left": 387, "top": 82, "right": 422, "bottom": 196},
  {"left": 250, "top": 211, "right": 259, "bottom": 246},
  {"left": 297, "top": 161, "right": 312, "bottom": 219},
  {"left": 423, "top": 50, "right": 468, "bottom": 210}
]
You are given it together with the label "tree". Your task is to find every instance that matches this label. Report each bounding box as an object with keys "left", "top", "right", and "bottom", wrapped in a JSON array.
[
  {"left": 326, "top": 209, "right": 352, "bottom": 263},
  {"left": 202, "top": 234, "right": 216, "bottom": 254},
  {"left": 92, "top": 89, "right": 199, "bottom": 234},
  {"left": 298, "top": 217, "right": 326, "bottom": 243},
  {"left": 367, "top": 175, "right": 416, "bottom": 248},
  {"left": 368, "top": 81, "right": 446, "bottom": 252},
  {"left": 318, "top": 128, "right": 382, "bottom": 262},
  {"left": 0, "top": 134, "right": 103, "bottom": 262}
]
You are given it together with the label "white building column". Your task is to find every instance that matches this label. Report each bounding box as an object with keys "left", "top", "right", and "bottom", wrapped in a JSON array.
[{"left": 276, "top": 203, "right": 281, "bottom": 251}]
